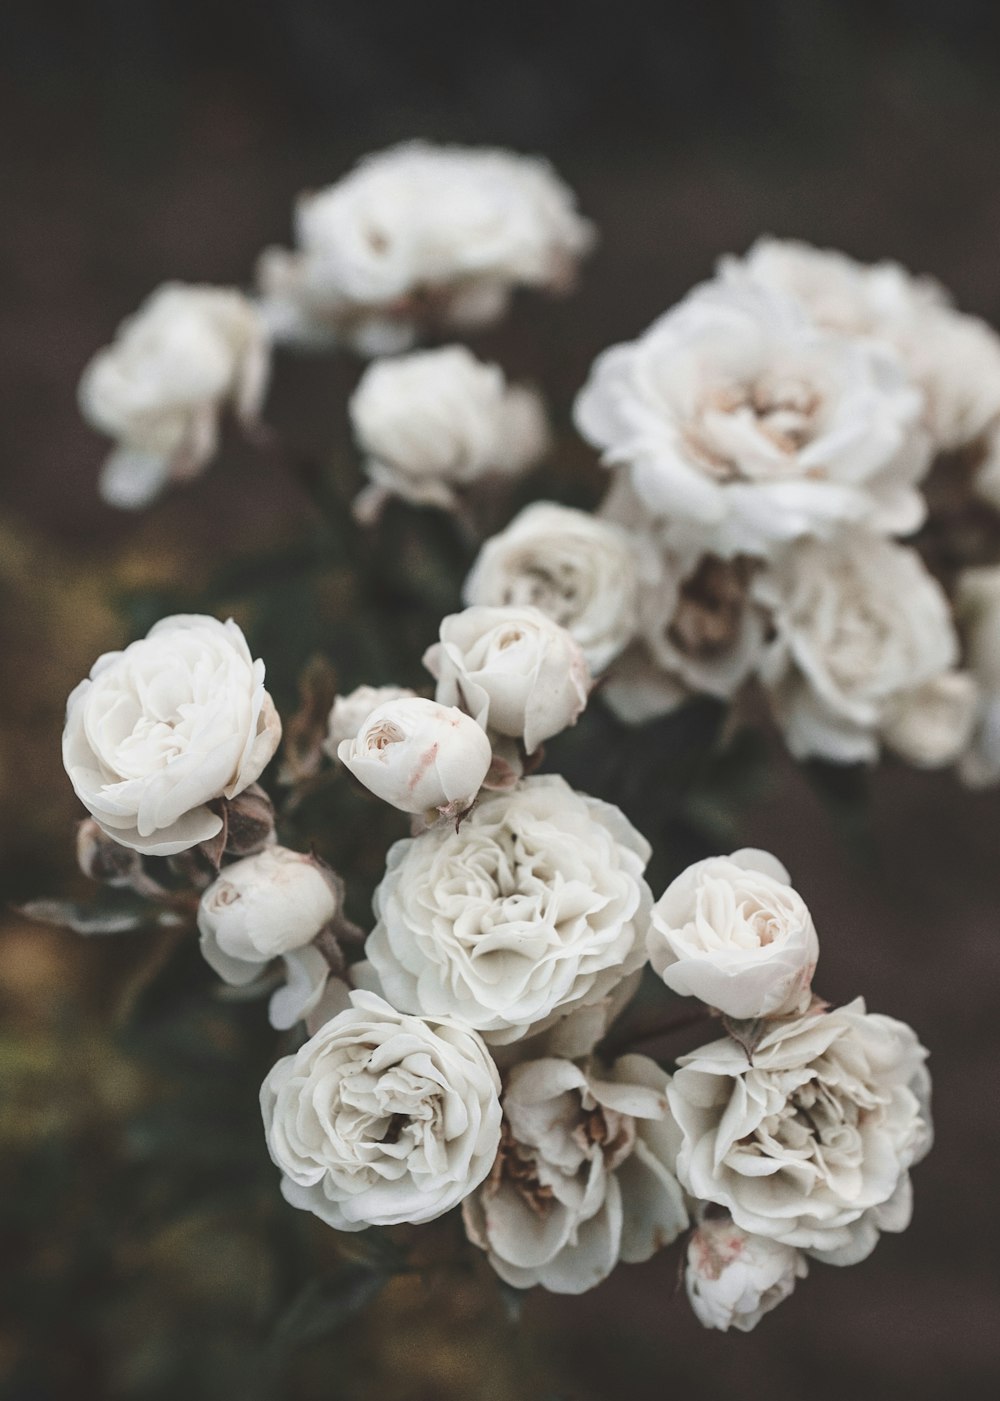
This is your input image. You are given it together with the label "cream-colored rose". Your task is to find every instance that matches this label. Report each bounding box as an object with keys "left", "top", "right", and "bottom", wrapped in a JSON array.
[
  {"left": 463, "top": 503, "right": 640, "bottom": 674},
  {"left": 337, "top": 696, "right": 492, "bottom": 816},
  {"left": 754, "top": 532, "right": 960, "bottom": 764},
  {"left": 669, "top": 999, "right": 932, "bottom": 1264},
  {"left": 256, "top": 142, "right": 594, "bottom": 351},
  {"left": 62, "top": 615, "right": 281, "bottom": 855},
  {"left": 574, "top": 280, "right": 928, "bottom": 559},
  {"left": 365, "top": 776, "right": 652, "bottom": 1045},
  {"left": 648, "top": 849, "right": 818, "bottom": 1020},
  {"left": 956, "top": 566, "right": 1000, "bottom": 786},
  {"left": 424, "top": 605, "right": 590, "bottom": 755},
  {"left": 881, "top": 672, "right": 978, "bottom": 769},
  {"left": 685, "top": 1217, "right": 807, "bottom": 1332},
  {"left": 324, "top": 684, "right": 417, "bottom": 755},
  {"left": 349, "top": 346, "right": 548, "bottom": 512},
  {"left": 463, "top": 1054, "right": 687, "bottom": 1294},
  {"left": 79, "top": 283, "right": 269, "bottom": 509},
  {"left": 261, "top": 990, "right": 502, "bottom": 1230}
]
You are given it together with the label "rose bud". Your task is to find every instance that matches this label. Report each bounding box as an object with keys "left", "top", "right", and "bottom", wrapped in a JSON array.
[
  {"left": 648, "top": 848, "right": 818, "bottom": 1020},
  {"left": 686, "top": 1217, "right": 807, "bottom": 1333},
  {"left": 324, "top": 684, "right": 417, "bottom": 756},
  {"left": 76, "top": 818, "right": 144, "bottom": 888},
  {"left": 222, "top": 783, "right": 276, "bottom": 856},
  {"left": 337, "top": 696, "right": 492, "bottom": 817}
]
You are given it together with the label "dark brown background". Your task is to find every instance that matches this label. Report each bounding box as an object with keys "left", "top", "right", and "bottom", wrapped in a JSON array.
[{"left": 2, "top": 3, "right": 1000, "bottom": 1397}]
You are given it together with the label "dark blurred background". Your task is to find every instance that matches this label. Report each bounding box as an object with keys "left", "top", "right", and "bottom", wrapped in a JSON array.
[{"left": 3, "top": 3, "right": 1000, "bottom": 1397}]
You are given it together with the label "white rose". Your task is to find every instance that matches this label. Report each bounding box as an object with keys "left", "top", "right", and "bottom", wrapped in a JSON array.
[
  {"left": 256, "top": 142, "right": 594, "bottom": 351},
  {"left": 78, "top": 283, "right": 269, "bottom": 510},
  {"left": 337, "top": 696, "right": 492, "bottom": 816},
  {"left": 463, "top": 502, "right": 640, "bottom": 674},
  {"left": 463, "top": 1054, "right": 687, "bottom": 1294},
  {"left": 349, "top": 346, "right": 548, "bottom": 512},
  {"left": 956, "top": 566, "right": 1000, "bottom": 786},
  {"left": 63, "top": 614, "right": 281, "bottom": 855},
  {"left": 685, "top": 1217, "right": 807, "bottom": 1332},
  {"left": 881, "top": 672, "right": 978, "bottom": 769},
  {"left": 260, "top": 990, "right": 502, "bottom": 1230},
  {"left": 753, "top": 532, "right": 960, "bottom": 764},
  {"left": 573, "top": 280, "right": 928, "bottom": 559},
  {"left": 669, "top": 998, "right": 932, "bottom": 1263},
  {"left": 424, "top": 605, "right": 590, "bottom": 755},
  {"left": 365, "top": 775, "right": 652, "bottom": 1045},
  {"left": 324, "top": 684, "right": 417, "bottom": 754},
  {"left": 648, "top": 849, "right": 818, "bottom": 1020}
]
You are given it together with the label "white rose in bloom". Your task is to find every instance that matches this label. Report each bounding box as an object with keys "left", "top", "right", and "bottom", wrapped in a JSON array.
[
  {"left": 425, "top": 606, "right": 590, "bottom": 755},
  {"left": 260, "top": 990, "right": 502, "bottom": 1230},
  {"left": 256, "top": 142, "right": 594, "bottom": 351},
  {"left": 956, "top": 566, "right": 1000, "bottom": 786},
  {"left": 365, "top": 776, "right": 652, "bottom": 1045},
  {"left": 880, "top": 672, "right": 978, "bottom": 770},
  {"left": 337, "top": 696, "right": 492, "bottom": 816},
  {"left": 324, "top": 684, "right": 417, "bottom": 755},
  {"left": 198, "top": 846, "right": 341, "bottom": 1030},
  {"left": 463, "top": 503, "right": 640, "bottom": 674},
  {"left": 63, "top": 615, "right": 281, "bottom": 855},
  {"left": 686, "top": 1217, "right": 807, "bottom": 1332},
  {"left": 463, "top": 1055, "right": 687, "bottom": 1294},
  {"left": 573, "top": 280, "right": 928, "bottom": 559},
  {"left": 669, "top": 998, "right": 932, "bottom": 1264},
  {"left": 349, "top": 346, "right": 548, "bottom": 512},
  {"left": 648, "top": 849, "right": 818, "bottom": 1021},
  {"left": 79, "top": 283, "right": 269, "bottom": 510},
  {"left": 754, "top": 532, "right": 961, "bottom": 764}
]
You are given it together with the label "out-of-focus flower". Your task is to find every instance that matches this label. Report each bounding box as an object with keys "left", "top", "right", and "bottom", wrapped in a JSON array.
[
  {"left": 686, "top": 1216, "right": 807, "bottom": 1332},
  {"left": 63, "top": 615, "right": 281, "bottom": 855},
  {"left": 349, "top": 346, "right": 548, "bottom": 513},
  {"left": 425, "top": 605, "right": 590, "bottom": 755},
  {"left": 79, "top": 283, "right": 269, "bottom": 509},
  {"left": 648, "top": 848, "right": 818, "bottom": 1020},
  {"left": 337, "top": 696, "right": 492, "bottom": 816},
  {"left": 880, "top": 672, "right": 978, "bottom": 770},
  {"left": 261, "top": 990, "right": 502, "bottom": 1229},
  {"left": 256, "top": 142, "right": 594, "bottom": 352},
  {"left": 463, "top": 1054, "right": 687, "bottom": 1293},
  {"left": 365, "top": 776, "right": 651, "bottom": 1045},
  {"left": 324, "top": 684, "right": 417, "bottom": 755},
  {"left": 669, "top": 999, "right": 932, "bottom": 1264}
]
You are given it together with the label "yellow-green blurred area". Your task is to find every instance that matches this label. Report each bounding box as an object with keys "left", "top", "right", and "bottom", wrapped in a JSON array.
[{"left": 4, "top": 3, "right": 1000, "bottom": 1397}]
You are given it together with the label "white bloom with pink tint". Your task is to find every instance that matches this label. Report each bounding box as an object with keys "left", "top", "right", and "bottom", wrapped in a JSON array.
[{"left": 686, "top": 1217, "right": 807, "bottom": 1332}]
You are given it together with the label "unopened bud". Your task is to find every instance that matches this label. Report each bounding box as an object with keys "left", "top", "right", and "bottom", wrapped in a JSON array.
[
  {"left": 686, "top": 1217, "right": 807, "bottom": 1333},
  {"left": 76, "top": 818, "right": 143, "bottom": 888},
  {"left": 223, "top": 783, "right": 276, "bottom": 856}
]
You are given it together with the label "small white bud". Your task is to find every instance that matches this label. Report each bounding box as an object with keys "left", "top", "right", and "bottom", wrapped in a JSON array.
[{"left": 686, "top": 1218, "right": 807, "bottom": 1333}]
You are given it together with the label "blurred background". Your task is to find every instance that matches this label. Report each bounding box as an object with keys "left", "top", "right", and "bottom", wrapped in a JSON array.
[{"left": 3, "top": 2, "right": 1000, "bottom": 1397}]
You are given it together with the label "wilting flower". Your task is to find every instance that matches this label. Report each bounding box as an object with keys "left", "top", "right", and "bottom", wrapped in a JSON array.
[
  {"left": 198, "top": 846, "right": 343, "bottom": 1030},
  {"left": 324, "top": 684, "right": 417, "bottom": 754},
  {"left": 574, "top": 280, "right": 928, "bottom": 558},
  {"left": 685, "top": 1216, "right": 807, "bottom": 1332},
  {"left": 78, "top": 283, "right": 269, "bottom": 509},
  {"left": 956, "top": 566, "right": 1000, "bottom": 786},
  {"left": 463, "top": 502, "right": 640, "bottom": 674},
  {"left": 648, "top": 848, "right": 818, "bottom": 1020},
  {"left": 669, "top": 999, "right": 932, "bottom": 1264},
  {"left": 425, "top": 605, "right": 590, "bottom": 755},
  {"left": 753, "top": 532, "right": 963, "bottom": 764},
  {"left": 365, "top": 776, "right": 651, "bottom": 1045},
  {"left": 256, "top": 141, "right": 594, "bottom": 352},
  {"left": 260, "top": 990, "right": 502, "bottom": 1230},
  {"left": 349, "top": 346, "right": 548, "bottom": 513},
  {"left": 337, "top": 696, "right": 492, "bottom": 816},
  {"left": 463, "top": 1054, "right": 687, "bottom": 1293},
  {"left": 62, "top": 615, "right": 281, "bottom": 855}
]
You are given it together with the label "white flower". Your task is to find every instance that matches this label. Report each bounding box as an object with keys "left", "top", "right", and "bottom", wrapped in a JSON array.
[
  {"left": 463, "top": 502, "right": 640, "bottom": 674},
  {"left": 324, "top": 684, "right": 417, "bottom": 755},
  {"left": 669, "top": 998, "right": 932, "bottom": 1264},
  {"left": 256, "top": 141, "right": 594, "bottom": 352},
  {"left": 424, "top": 605, "right": 590, "bottom": 755},
  {"left": 685, "top": 1217, "right": 807, "bottom": 1332},
  {"left": 648, "top": 849, "right": 818, "bottom": 1020},
  {"left": 78, "top": 283, "right": 269, "bottom": 509},
  {"left": 349, "top": 346, "right": 548, "bottom": 512},
  {"left": 753, "top": 532, "right": 961, "bottom": 764},
  {"left": 880, "top": 672, "right": 978, "bottom": 770},
  {"left": 463, "top": 1054, "right": 687, "bottom": 1294},
  {"left": 260, "top": 990, "right": 502, "bottom": 1230},
  {"left": 337, "top": 696, "right": 492, "bottom": 816},
  {"left": 573, "top": 280, "right": 928, "bottom": 558},
  {"left": 956, "top": 566, "right": 1000, "bottom": 786},
  {"left": 63, "top": 615, "right": 281, "bottom": 855},
  {"left": 365, "top": 775, "right": 652, "bottom": 1045}
]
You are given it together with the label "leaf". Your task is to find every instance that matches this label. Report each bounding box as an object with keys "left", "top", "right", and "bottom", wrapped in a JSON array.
[
  {"left": 16, "top": 895, "right": 158, "bottom": 936},
  {"left": 267, "top": 1266, "right": 387, "bottom": 1363}
]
